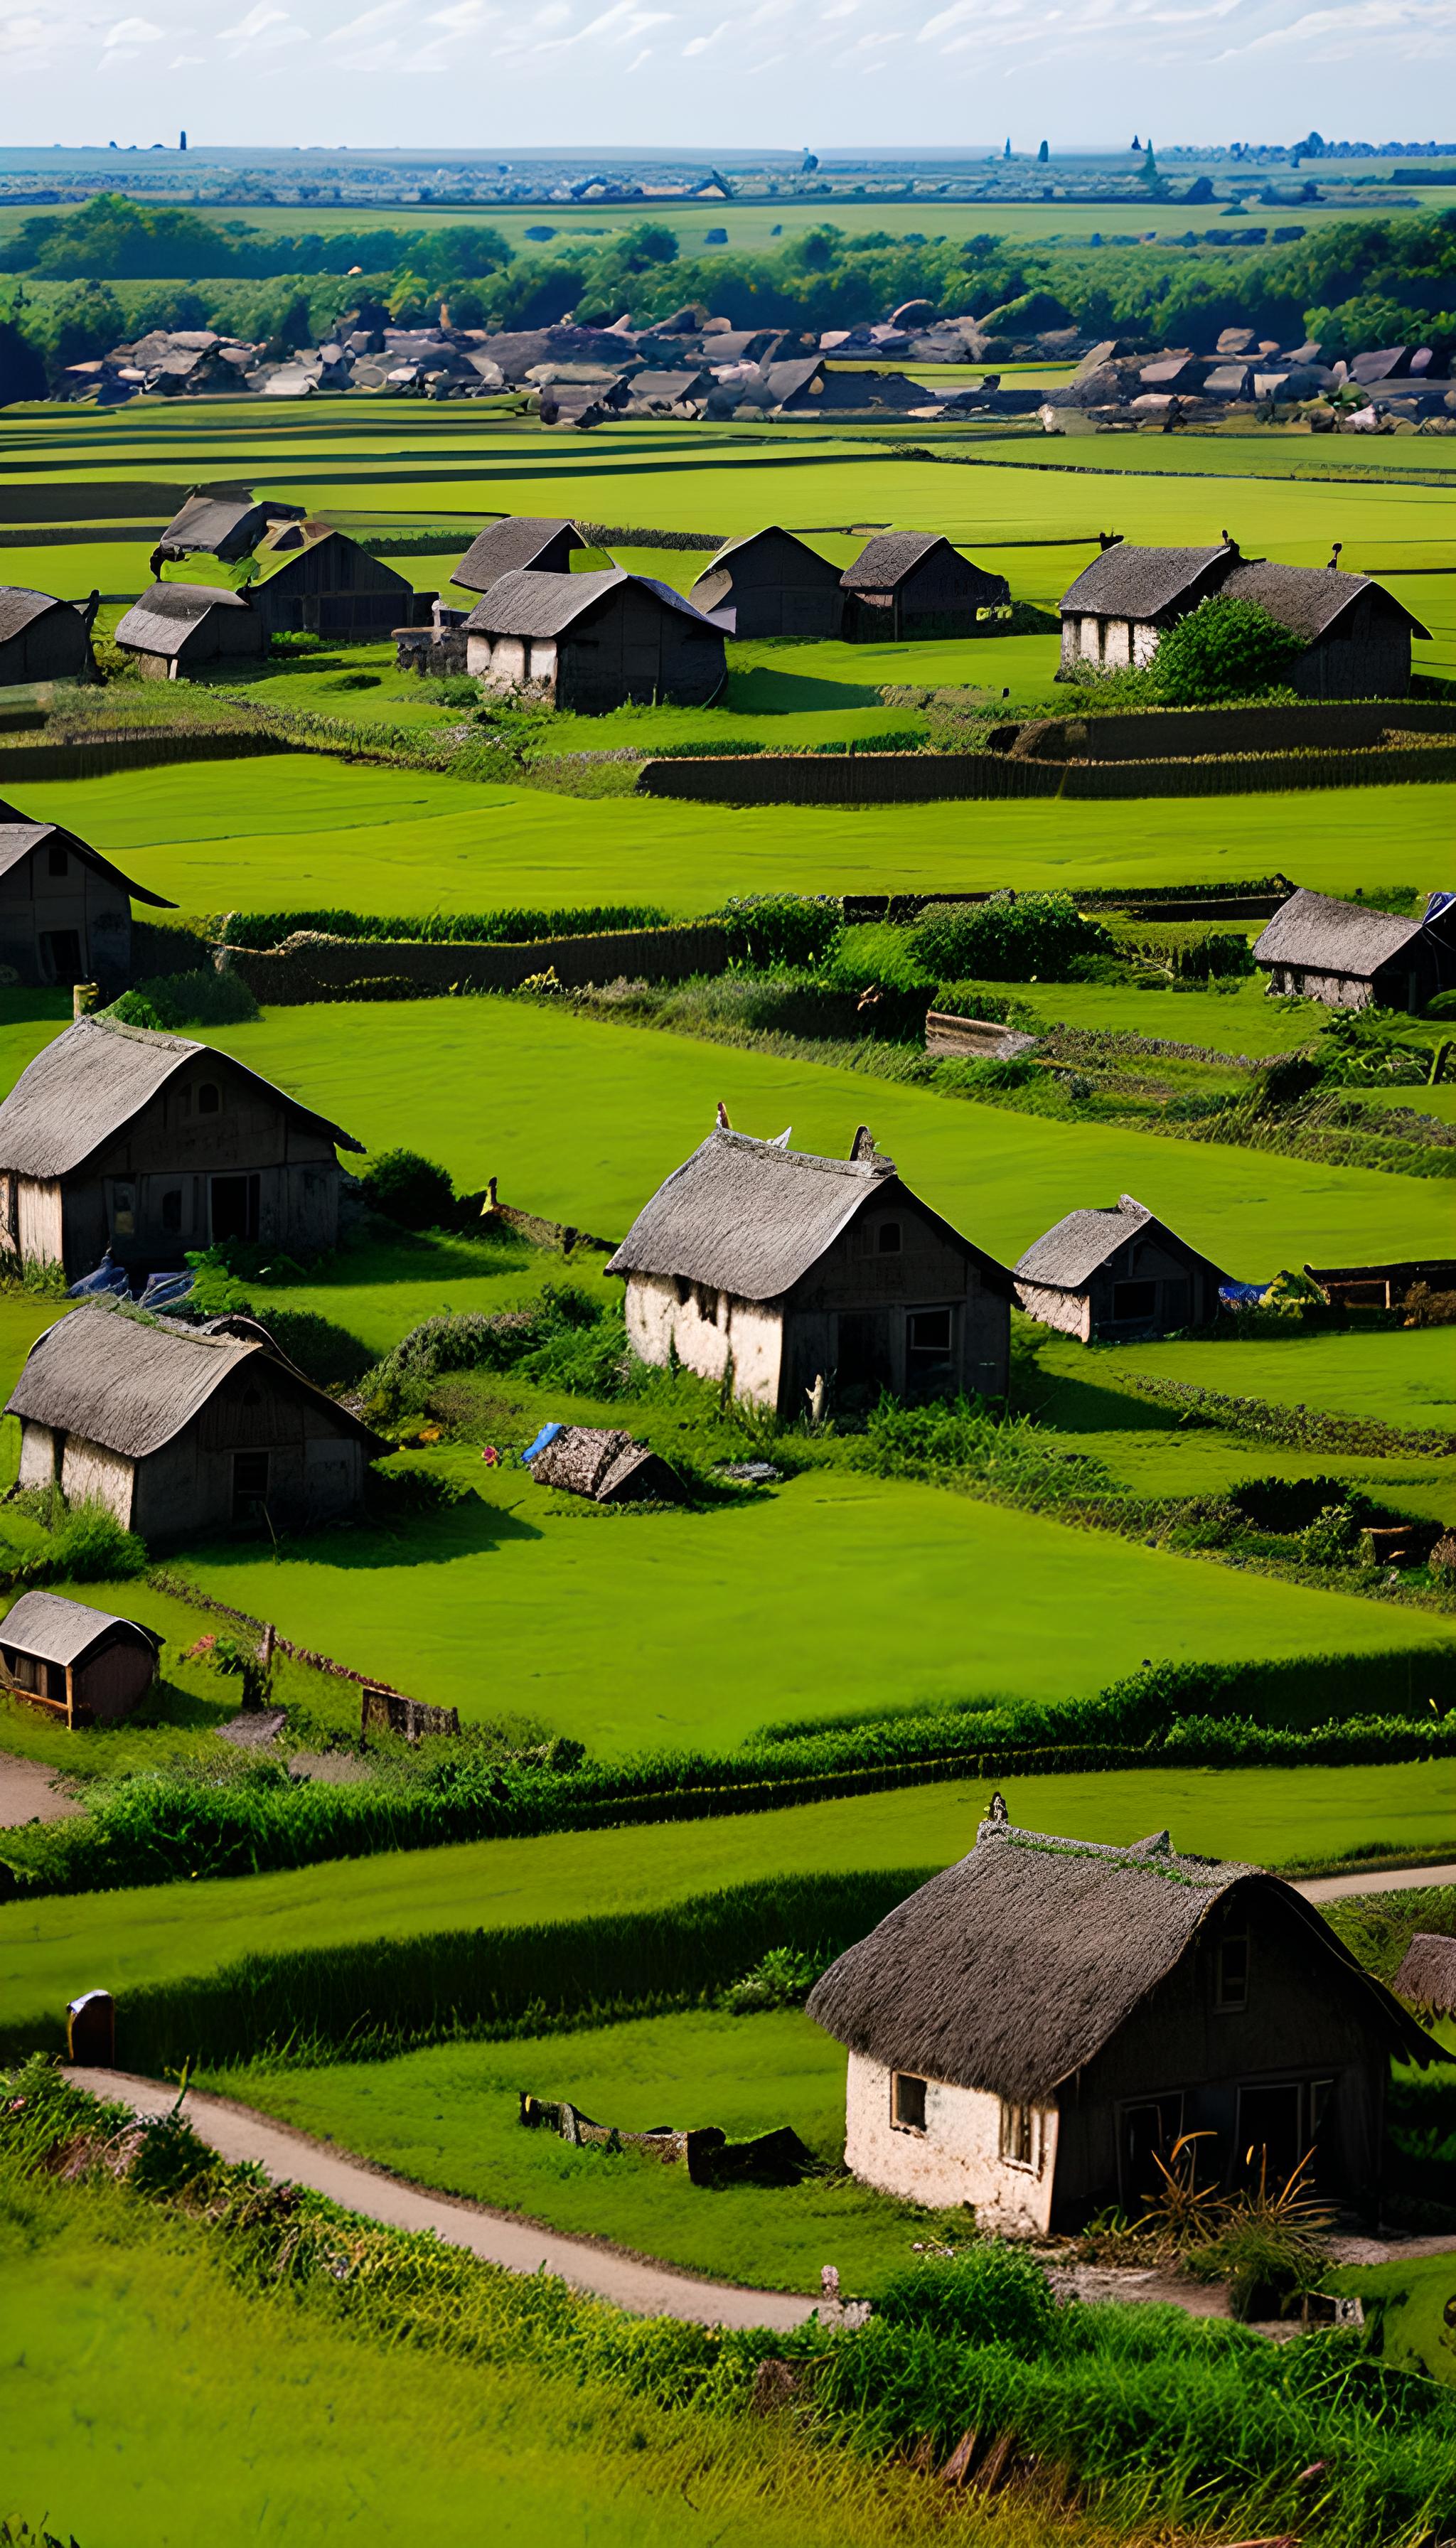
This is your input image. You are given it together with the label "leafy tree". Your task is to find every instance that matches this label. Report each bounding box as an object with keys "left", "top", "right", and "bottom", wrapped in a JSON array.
[
  {"left": 25, "top": 282, "right": 125, "bottom": 380},
  {"left": 386, "top": 269, "right": 436, "bottom": 324},
  {"left": 909, "top": 892, "right": 1114, "bottom": 983},
  {"left": 1148, "top": 596, "right": 1305, "bottom": 705},
  {"left": 360, "top": 1149, "right": 455, "bottom": 1230}
]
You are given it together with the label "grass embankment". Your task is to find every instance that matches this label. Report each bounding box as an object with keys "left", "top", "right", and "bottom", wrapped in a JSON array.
[
  {"left": 1078, "top": 1328, "right": 1456, "bottom": 1436},
  {"left": 4, "top": 1760, "right": 1451, "bottom": 2048}
]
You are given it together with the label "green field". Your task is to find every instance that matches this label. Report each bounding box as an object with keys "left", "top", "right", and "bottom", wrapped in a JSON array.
[
  {"left": 1080, "top": 1329, "right": 1456, "bottom": 1435},
  {"left": 4, "top": 1762, "right": 1450, "bottom": 2044},
  {"left": 1331, "top": 2252, "right": 1456, "bottom": 2385},
  {"left": 1, "top": 2170, "right": 909, "bottom": 2548},
  {"left": 205, "top": 2006, "right": 931, "bottom": 2295}
]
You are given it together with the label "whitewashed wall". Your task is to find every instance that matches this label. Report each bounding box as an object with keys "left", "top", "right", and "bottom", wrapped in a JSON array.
[{"left": 843, "top": 2052, "right": 1058, "bottom": 2232}]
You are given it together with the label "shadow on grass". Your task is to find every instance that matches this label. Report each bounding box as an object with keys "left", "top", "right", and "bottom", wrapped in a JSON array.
[
  {"left": 0, "top": 990, "right": 75, "bottom": 1030},
  {"left": 184, "top": 1487, "right": 545, "bottom": 1583},
  {"left": 1017, "top": 1361, "right": 1192, "bottom": 1438},
  {"left": 723, "top": 663, "right": 885, "bottom": 714},
  {"left": 296, "top": 1228, "right": 542, "bottom": 1293}
]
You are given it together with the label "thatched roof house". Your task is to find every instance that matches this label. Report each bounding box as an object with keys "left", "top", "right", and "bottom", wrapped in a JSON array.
[
  {"left": 114, "top": 582, "right": 264, "bottom": 678},
  {"left": 452, "top": 516, "right": 586, "bottom": 594},
  {"left": 0, "top": 1588, "right": 159, "bottom": 1727},
  {"left": 606, "top": 1123, "right": 1012, "bottom": 1414},
  {"left": 1393, "top": 1932, "right": 1456, "bottom": 2018},
  {"left": 688, "top": 527, "right": 845, "bottom": 638},
  {"left": 808, "top": 1814, "right": 1437, "bottom": 2230},
  {"left": 1059, "top": 540, "right": 1427, "bottom": 695},
  {"left": 0, "top": 819, "right": 171, "bottom": 995},
  {"left": 249, "top": 520, "right": 430, "bottom": 641},
  {"left": 155, "top": 490, "right": 304, "bottom": 565},
  {"left": 1015, "top": 1193, "right": 1226, "bottom": 1343},
  {"left": 1253, "top": 887, "right": 1456, "bottom": 1014},
  {"left": 0, "top": 1014, "right": 362, "bottom": 1279},
  {"left": 0, "top": 587, "right": 95, "bottom": 686},
  {"left": 7, "top": 1302, "right": 381, "bottom": 1543},
  {"left": 464, "top": 568, "right": 724, "bottom": 712},
  {"left": 526, "top": 1424, "right": 682, "bottom": 1503},
  {"left": 841, "top": 532, "right": 1009, "bottom": 641}
]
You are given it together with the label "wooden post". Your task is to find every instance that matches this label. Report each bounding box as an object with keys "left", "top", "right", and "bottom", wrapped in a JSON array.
[{"left": 65, "top": 1661, "right": 74, "bottom": 1733}]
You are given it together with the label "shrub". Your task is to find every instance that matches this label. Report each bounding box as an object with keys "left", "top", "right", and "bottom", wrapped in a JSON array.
[
  {"left": 719, "top": 1946, "right": 822, "bottom": 2014},
  {"left": 1299, "top": 1502, "right": 1362, "bottom": 1566},
  {"left": 107, "top": 970, "right": 259, "bottom": 1033},
  {"left": 359, "top": 1149, "right": 454, "bottom": 1230},
  {"left": 1148, "top": 594, "right": 1306, "bottom": 705},
  {"left": 908, "top": 894, "right": 1113, "bottom": 983},
  {"left": 257, "top": 1306, "right": 373, "bottom": 1390},
  {"left": 6, "top": 1497, "right": 147, "bottom": 1588},
  {"left": 717, "top": 894, "right": 843, "bottom": 971},
  {"left": 873, "top": 2242, "right": 1059, "bottom": 2353}
]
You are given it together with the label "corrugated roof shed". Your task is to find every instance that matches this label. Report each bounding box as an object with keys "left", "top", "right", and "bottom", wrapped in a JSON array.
[
  {"left": 6, "top": 1302, "right": 381, "bottom": 1460},
  {"left": 0, "top": 1588, "right": 158, "bottom": 1666},
  {"left": 807, "top": 1817, "right": 1435, "bottom": 2102},
  {"left": 0, "top": 1015, "right": 363, "bottom": 1179},
  {"left": 1253, "top": 888, "right": 1428, "bottom": 977},
  {"left": 452, "top": 517, "right": 584, "bottom": 593},
  {"left": 1059, "top": 545, "right": 1229, "bottom": 620},
  {"left": 0, "top": 823, "right": 174, "bottom": 909}
]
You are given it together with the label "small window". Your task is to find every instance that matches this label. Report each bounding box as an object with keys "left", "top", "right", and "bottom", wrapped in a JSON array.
[
  {"left": 161, "top": 1188, "right": 183, "bottom": 1234},
  {"left": 1216, "top": 1934, "right": 1249, "bottom": 2013},
  {"left": 876, "top": 1221, "right": 902, "bottom": 1256},
  {"left": 1112, "top": 1279, "right": 1157, "bottom": 1324},
  {"left": 112, "top": 1183, "right": 135, "bottom": 1238},
  {"left": 906, "top": 1307, "right": 954, "bottom": 1388},
  {"left": 47, "top": 842, "right": 68, "bottom": 878},
  {"left": 1000, "top": 2101, "right": 1037, "bottom": 2170},
  {"left": 892, "top": 2072, "right": 927, "bottom": 2133},
  {"left": 196, "top": 1081, "right": 222, "bottom": 1117}
]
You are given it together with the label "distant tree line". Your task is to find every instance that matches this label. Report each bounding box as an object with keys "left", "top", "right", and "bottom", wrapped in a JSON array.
[{"left": 2, "top": 192, "right": 1455, "bottom": 394}]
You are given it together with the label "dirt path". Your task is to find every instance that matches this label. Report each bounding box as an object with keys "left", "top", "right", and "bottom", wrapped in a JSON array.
[
  {"left": 62, "top": 2065, "right": 821, "bottom": 2333},
  {"left": 0, "top": 1750, "right": 81, "bottom": 1829},
  {"left": 1297, "top": 1863, "right": 1456, "bottom": 1904}
]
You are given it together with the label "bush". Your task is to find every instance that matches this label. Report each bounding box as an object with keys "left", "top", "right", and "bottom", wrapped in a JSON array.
[
  {"left": 257, "top": 1306, "right": 373, "bottom": 1390},
  {"left": 719, "top": 1946, "right": 822, "bottom": 2014},
  {"left": 873, "top": 2243, "right": 1059, "bottom": 2353},
  {"left": 106, "top": 970, "right": 259, "bottom": 1032},
  {"left": 1147, "top": 595, "right": 1306, "bottom": 705},
  {"left": 909, "top": 894, "right": 1113, "bottom": 983},
  {"left": 717, "top": 894, "right": 843, "bottom": 971},
  {"left": 359, "top": 1149, "right": 454, "bottom": 1229},
  {"left": 6, "top": 1497, "right": 147, "bottom": 1588}
]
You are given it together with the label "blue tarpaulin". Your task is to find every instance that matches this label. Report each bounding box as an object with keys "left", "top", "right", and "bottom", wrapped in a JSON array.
[
  {"left": 68, "top": 1252, "right": 129, "bottom": 1300},
  {"left": 1220, "top": 1281, "right": 1269, "bottom": 1307},
  {"left": 139, "top": 1270, "right": 195, "bottom": 1310},
  {"left": 522, "top": 1423, "right": 563, "bottom": 1465}
]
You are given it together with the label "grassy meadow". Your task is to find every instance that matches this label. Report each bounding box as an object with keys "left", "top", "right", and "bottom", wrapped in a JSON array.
[
  {"left": 1080, "top": 1327, "right": 1456, "bottom": 1434},
  {"left": 4, "top": 1759, "right": 1451, "bottom": 2045}
]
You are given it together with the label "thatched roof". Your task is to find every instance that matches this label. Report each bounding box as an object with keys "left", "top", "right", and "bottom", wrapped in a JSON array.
[
  {"left": 0, "top": 589, "right": 75, "bottom": 645},
  {"left": 0, "top": 1015, "right": 362, "bottom": 1180},
  {"left": 453, "top": 517, "right": 584, "bottom": 594},
  {"left": 464, "top": 567, "right": 717, "bottom": 641},
  {"left": 157, "top": 492, "right": 302, "bottom": 562},
  {"left": 807, "top": 1818, "right": 1437, "bottom": 2101},
  {"left": 528, "top": 1425, "right": 682, "bottom": 1503},
  {"left": 1253, "top": 888, "right": 1428, "bottom": 978},
  {"left": 1222, "top": 558, "right": 1429, "bottom": 643},
  {"left": 114, "top": 582, "right": 253, "bottom": 657},
  {"left": 6, "top": 1302, "right": 381, "bottom": 1462},
  {"left": 1060, "top": 545, "right": 1230, "bottom": 621},
  {"left": 0, "top": 1588, "right": 158, "bottom": 1666},
  {"left": 1393, "top": 1932, "right": 1456, "bottom": 2016},
  {"left": 1015, "top": 1193, "right": 1222, "bottom": 1291},
  {"left": 0, "top": 823, "right": 173, "bottom": 909},
  {"left": 607, "top": 1126, "right": 1012, "bottom": 1303},
  {"left": 842, "top": 532, "right": 945, "bottom": 592}
]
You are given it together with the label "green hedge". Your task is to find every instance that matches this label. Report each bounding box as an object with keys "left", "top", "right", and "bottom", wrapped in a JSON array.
[{"left": 211, "top": 902, "right": 672, "bottom": 951}]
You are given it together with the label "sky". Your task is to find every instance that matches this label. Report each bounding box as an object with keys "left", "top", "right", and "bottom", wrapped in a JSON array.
[{"left": 1, "top": 0, "right": 1453, "bottom": 152}]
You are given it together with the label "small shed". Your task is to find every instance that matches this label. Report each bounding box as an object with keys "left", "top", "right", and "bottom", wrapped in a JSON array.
[
  {"left": 6, "top": 1302, "right": 382, "bottom": 1542},
  {"left": 688, "top": 527, "right": 845, "bottom": 638},
  {"left": 606, "top": 1123, "right": 1012, "bottom": 1415},
  {"left": 1058, "top": 541, "right": 1427, "bottom": 694},
  {"left": 114, "top": 582, "right": 264, "bottom": 678},
  {"left": 808, "top": 1815, "right": 1438, "bottom": 2231},
  {"left": 249, "top": 521, "right": 431, "bottom": 641},
  {"left": 1393, "top": 1933, "right": 1456, "bottom": 2020},
  {"left": 154, "top": 489, "right": 305, "bottom": 566},
  {"left": 1059, "top": 544, "right": 1231, "bottom": 674},
  {"left": 0, "top": 588, "right": 95, "bottom": 687},
  {"left": 0, "top": 1588, "right": 159, "bottom": 1726},
  {"left": 0, "top": 820, "right": 173, "bottom": 995},
  {"left": 452, "top": 516, "right": 586, "bottom": 595},
  {"left": 1015, "top": 1193, "right": 1226, "bottom": 1342},
  {"left": 840, "top": 533, "right": 1010, "bottom": 641},
  {"left": 1253, "top": 888, "right": 1456, "bottom": 1012},
  {"left": 464, "top": 568, "right": 724, "bottom": 712},
  {"left": 525, "top": 1424, "right": 682, "bottom": 1503},
  {"left": 0, "top": 1012, "right": 363, "bottom": 1279}
]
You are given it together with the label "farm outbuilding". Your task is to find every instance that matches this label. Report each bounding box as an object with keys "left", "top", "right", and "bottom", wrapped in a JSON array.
[
  {"left": 0, "top": 1588, "right": 159, "bottom": 1726},
  {"left": 6, "top": 1303, "right": 382, "bottom": 1543},
  {"left": 606, "top": 1123, "right": 1012, "bottom": 1416},
  {"left": 525, "top": 1424, "right": 682, "bottom": 1503},
  {"left": 114, "top": 582, "right": 264, "bottom": 678},
  {"left": 1253, "top": 888, "right": 1456, "bottom": 1012},
  {"left": 0, "top": 820, "right": 172, "bottom": 995},
  {"left": 452, "top": 516, "right": 586, "bottom": 594},
  {"left": 1015, "top": 1194, "right": 1226, "bottom": 1343},
  {"left": 840, "top": 533, "right": 1010, "bottom": 641},
  {"left": 688, "top": 528, "right": 846, "bottom": 638},
  {"left": 0, "top": 588, "right": 95, "bottom": 687},
  {"left": 249, "top": 521, "right": 432, "bottom": 641},
  {"left": 464, "top": 569, "right": 725, "bottom": 711},
  {"left": 154, "top": 488, "right": 305, "bottom": 566},
  {"left": 1057, "top": 540, "right": 1427, "bottom": 695},
  {"left": 807, "top": 1814, "right": 1438, "bottom": 2232},
  {"left": 0, "top": 1013, "right": 363, "bottom": 1279}
]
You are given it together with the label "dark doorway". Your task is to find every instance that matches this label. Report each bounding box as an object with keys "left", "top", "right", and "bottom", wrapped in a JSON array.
[
  {"left": 836, "top": 1310, "right": 892, "bottom": 1395},
  {"left": 232, "top": 1450, "right": 269, "bottom": 1526},
  {"left": 41, "top": 929, "right": 84, "bottom": 983},
  {"left": 210, "top": 1174, "right": 259, "bottom": 1242},
  {"left": 1236, "top": 2082, "right": 1304, "bottom": 2191},
  {"left": 1119, "top": 2092, "right": 1184, "bottom": 2206}
]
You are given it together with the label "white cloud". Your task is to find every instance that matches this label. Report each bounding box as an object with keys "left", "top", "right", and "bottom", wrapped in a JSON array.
[
  {"left": 218, "top": 1, "right": 308, "bottom": 48},
  {"left": 323, "top": 0, "right": 405, "bottom": 35},
  {"left": 105, "top": 14, "right": 163, "bottom": 39}
]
